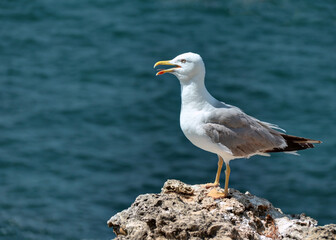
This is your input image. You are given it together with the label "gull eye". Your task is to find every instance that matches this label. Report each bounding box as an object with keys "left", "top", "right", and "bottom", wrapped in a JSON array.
[{"left": 180, "top": 59, "right": 187, "bottom": 63}]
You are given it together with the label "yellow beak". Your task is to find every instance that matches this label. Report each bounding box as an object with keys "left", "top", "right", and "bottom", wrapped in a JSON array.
[{"left": 153, "top": 60, "right": 181, "bottom": 76}]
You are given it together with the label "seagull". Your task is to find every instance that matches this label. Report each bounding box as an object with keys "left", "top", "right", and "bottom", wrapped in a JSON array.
[{"left": 154, "top": 52, "right": 321, "bottom": 199}]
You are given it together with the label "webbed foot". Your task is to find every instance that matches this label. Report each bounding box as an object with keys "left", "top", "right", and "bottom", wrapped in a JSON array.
[{"left": 207, "top": 188, "right": 228, "bottom": 199}]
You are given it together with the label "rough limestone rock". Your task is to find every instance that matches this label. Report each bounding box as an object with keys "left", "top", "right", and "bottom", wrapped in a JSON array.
[{"left": 107, "top": 180, "right": 336, "bottom": 240}]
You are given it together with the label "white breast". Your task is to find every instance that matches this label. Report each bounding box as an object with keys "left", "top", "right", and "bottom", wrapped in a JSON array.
[
  {"left": 180, "top": 108, "right": 234, "bottom": 160},
  {"left": 178, "top": 79, "right": 235, "bottom": 161}
]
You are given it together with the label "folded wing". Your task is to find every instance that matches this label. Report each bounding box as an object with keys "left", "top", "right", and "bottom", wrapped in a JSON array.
[{"left": 203, "top": 107, "right": 320, "bottom": 157}]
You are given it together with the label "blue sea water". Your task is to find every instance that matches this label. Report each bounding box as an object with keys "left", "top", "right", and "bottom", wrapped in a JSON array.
[{"left": 0, "top": 0, "right": 335, "bottom": 239}]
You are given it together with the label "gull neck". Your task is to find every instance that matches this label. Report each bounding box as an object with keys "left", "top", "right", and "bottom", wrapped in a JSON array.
[{"left": 180, "top": 76, "right": 217, "bottom": 110}]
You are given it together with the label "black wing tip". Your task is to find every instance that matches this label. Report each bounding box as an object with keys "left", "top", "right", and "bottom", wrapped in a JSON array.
[{"left": 265, "top": 134, "right": 321, "bottom": 153}]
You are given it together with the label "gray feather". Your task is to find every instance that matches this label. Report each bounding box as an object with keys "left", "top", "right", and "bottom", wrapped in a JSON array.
[{"left": 203, "top": 107, "right": 286, "bottom": 157}]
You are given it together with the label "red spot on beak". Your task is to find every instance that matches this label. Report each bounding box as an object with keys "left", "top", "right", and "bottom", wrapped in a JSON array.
[{"left": 157, "top": 71, "right": 165, "bottom": 75}]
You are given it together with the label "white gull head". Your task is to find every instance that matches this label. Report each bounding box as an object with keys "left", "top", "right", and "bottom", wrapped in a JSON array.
[{"left": 154, "top": 52, "right": 206, "bottom": 84}]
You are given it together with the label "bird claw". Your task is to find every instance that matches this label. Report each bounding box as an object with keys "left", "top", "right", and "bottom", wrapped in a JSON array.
[{"left": 204, "top": 182, "right": 220, "bottom": 189}]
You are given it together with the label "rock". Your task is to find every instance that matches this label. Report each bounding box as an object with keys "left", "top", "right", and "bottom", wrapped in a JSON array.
[{"left": 107, "top": 179, "right": 336, "bottom": 240}]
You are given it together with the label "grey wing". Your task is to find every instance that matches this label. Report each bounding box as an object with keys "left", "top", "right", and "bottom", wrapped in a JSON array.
[{"left": 203, "top": 108, "right": 286, "bottom": 157}]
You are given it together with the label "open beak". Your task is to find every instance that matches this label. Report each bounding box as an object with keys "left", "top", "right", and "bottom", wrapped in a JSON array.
[{"left": 153, "top": 60, "right": 181, "bottom": 76}]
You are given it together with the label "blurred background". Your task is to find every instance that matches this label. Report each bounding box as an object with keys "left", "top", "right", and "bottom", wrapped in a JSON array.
[{"left": 0, "top": 0, "right": 335, "bottom": 239}]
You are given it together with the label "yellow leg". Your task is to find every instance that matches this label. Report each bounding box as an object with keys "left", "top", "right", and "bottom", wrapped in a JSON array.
[
  {"left": 214, "top": 156, "right": 224, "bottom": 185},
  {"left": 205, "top": 155, "right": 223, "bottom": 188},
  {"left": 223, "top": 163, "right": 230, "bottom": 197},
  {"left": 207, "top": 161, "right": 230, "bottom": 199}
]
